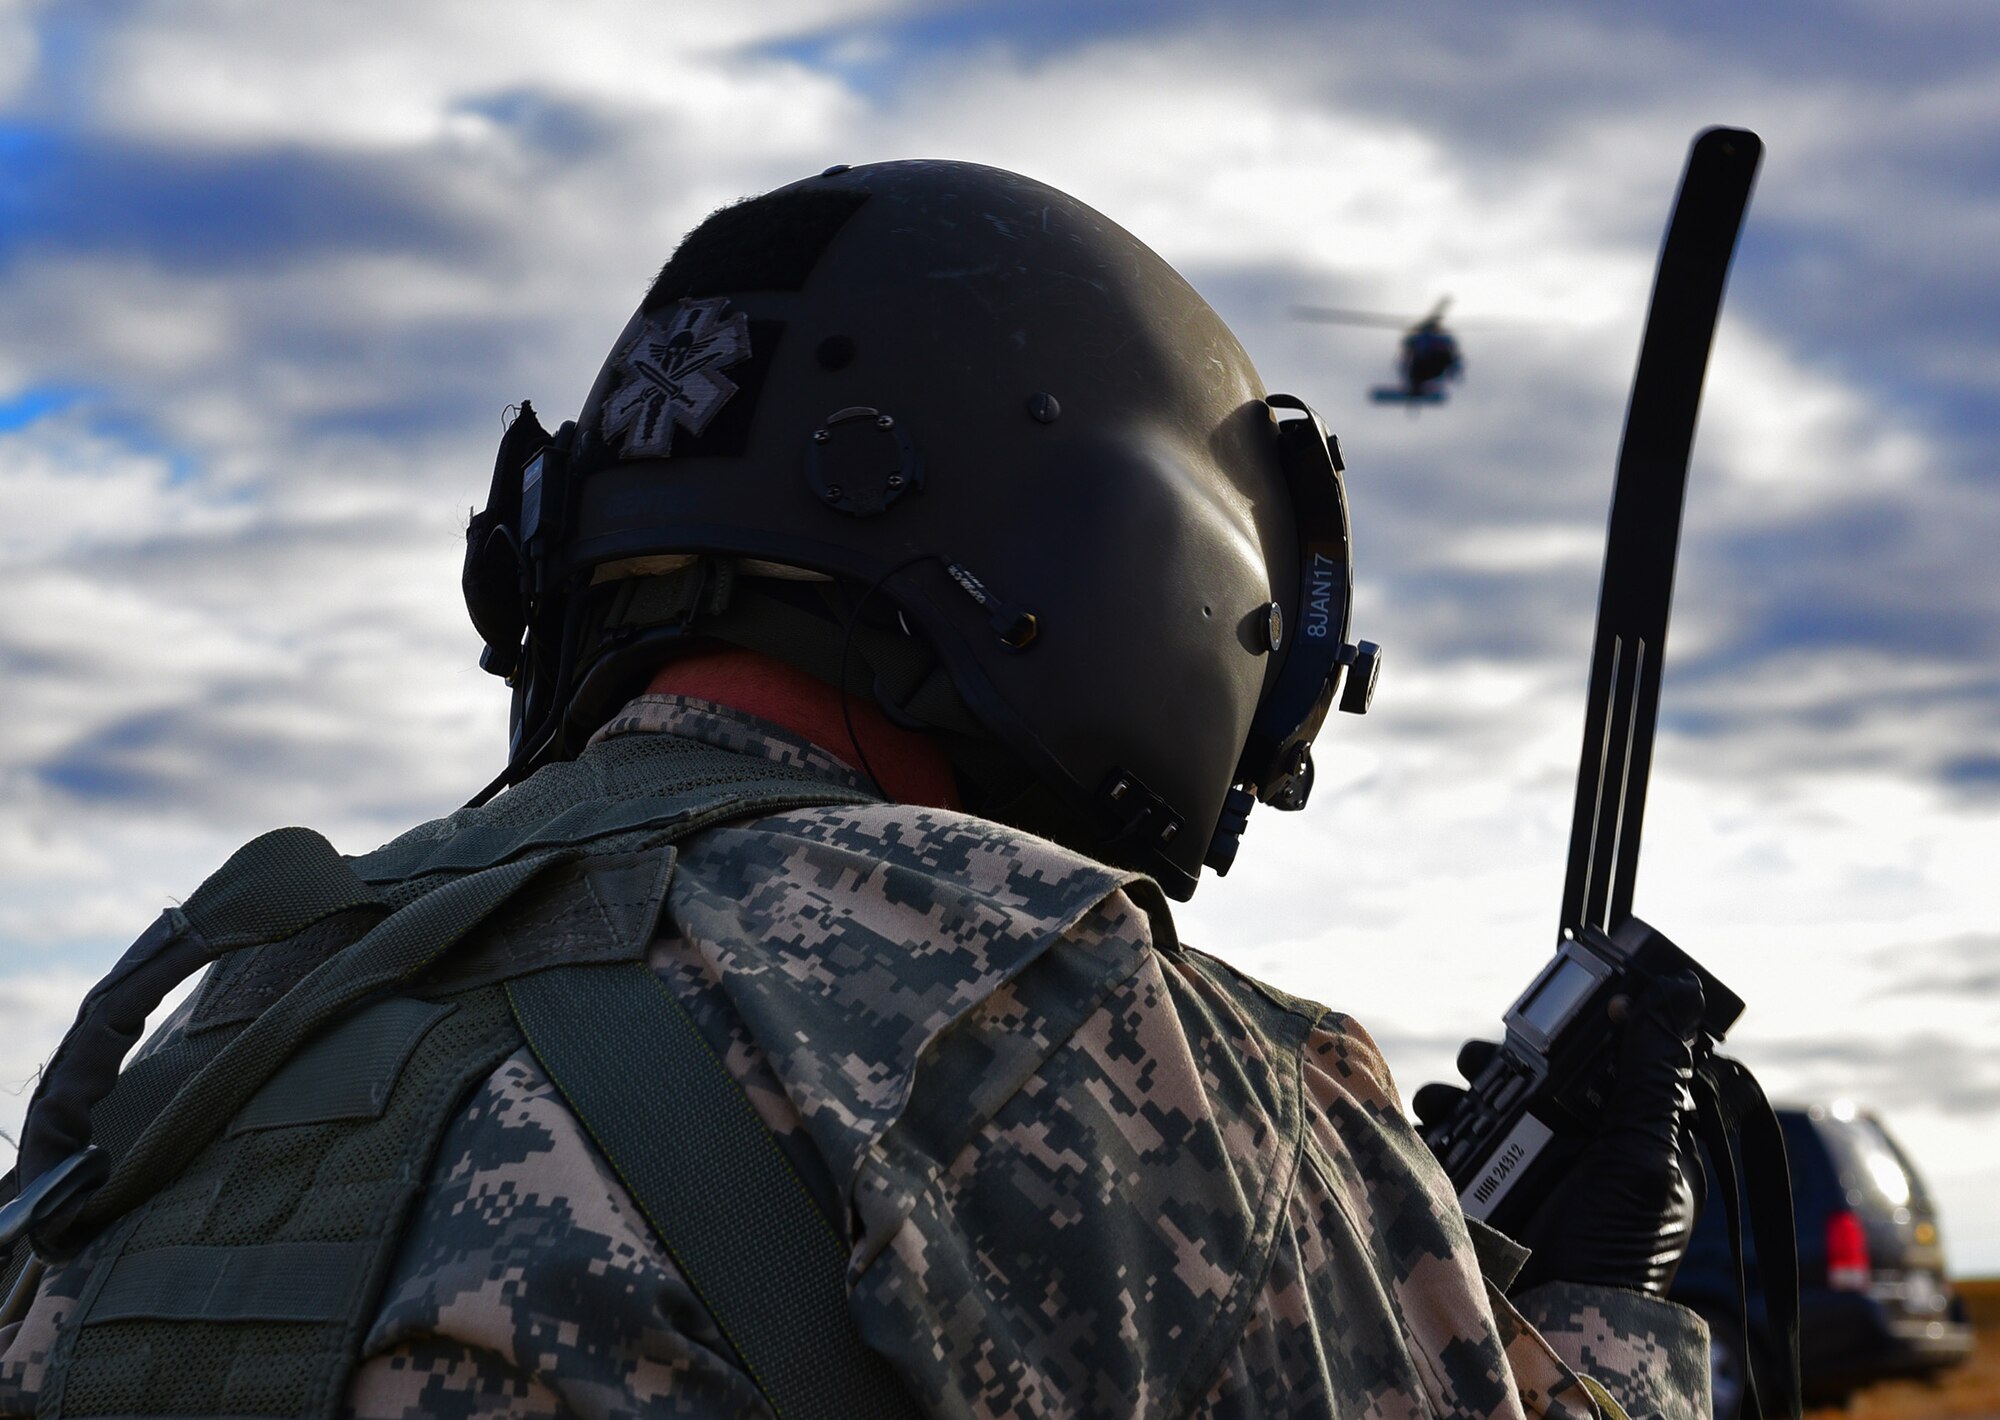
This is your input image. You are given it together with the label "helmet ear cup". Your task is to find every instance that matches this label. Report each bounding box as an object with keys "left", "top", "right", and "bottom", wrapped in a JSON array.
[
  {"left": 1202, "top": 398, "right": 1379, "bottom": 876},
  {"left": 462, "top": 522, "right": 526, "bottom": 677},
  {"left": 1229, "top": 401, "right": 1355, "bottom": 805},
  {"left": 463, "top": 402, "right": 552, "bottom": 680}
]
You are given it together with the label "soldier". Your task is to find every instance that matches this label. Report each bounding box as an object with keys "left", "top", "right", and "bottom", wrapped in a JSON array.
[{"left": 0, "top": 161, "right": 1710, "bottom": 1419}]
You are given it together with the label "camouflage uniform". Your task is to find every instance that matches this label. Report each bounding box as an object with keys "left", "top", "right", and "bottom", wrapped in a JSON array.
[{"left": 0, "top": 696, "right": 1709, "bottom": 1420}]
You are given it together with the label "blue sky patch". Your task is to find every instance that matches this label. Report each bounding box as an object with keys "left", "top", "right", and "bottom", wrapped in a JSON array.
[
  {"left": 88, "top": 409, "right": 202, "bottom": 485},
  {"left": 752, "top": 0, "right": 1199, "bottom": 93},
  {"left": 0, "top": 131, "right": 473, "bottom": 274},
  {"left": 453, "top": 89, "right": 610, "bottom": 159},
  {"left": 0, "top": 388, "right": 206, "bottom": 486},
  {"left": 1942, "top": 753, "right": 2000, "bottom": 790},
  {"left": 0, "top": 384, "right": 86, "bottom": 431},
  {"left": 37, "top": 757, "right": 160, "bottom": 803}
]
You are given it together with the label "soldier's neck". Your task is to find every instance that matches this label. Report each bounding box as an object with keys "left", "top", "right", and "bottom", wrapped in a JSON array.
[{"left": 645, "top": 646, "right": 962, "bottom": 811}]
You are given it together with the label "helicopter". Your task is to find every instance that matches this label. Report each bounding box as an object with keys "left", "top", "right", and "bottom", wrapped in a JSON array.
[{"left": 1292, "top": 296, "right": 1464, "bottom": 405}]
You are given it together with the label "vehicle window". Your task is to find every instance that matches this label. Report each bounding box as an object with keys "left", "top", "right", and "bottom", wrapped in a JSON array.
[
  {"left": 1868, "top": 1117, "right": 1935, "bottom": 1211},
  {"left": 1817, "top": 1115, "right": 1922, "bottom": 1211}
]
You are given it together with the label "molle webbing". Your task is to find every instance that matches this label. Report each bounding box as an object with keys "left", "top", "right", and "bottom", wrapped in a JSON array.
[
  {"left": 40, "top": 849, "right": 681, "bottom": 1420},
  {"left": 65, "top": 850, "right": 573, "bottom": 1244},
  {"left": 29, "top": 742, "right": 883, "bottom": 1420},
  {"left": 1, "top": 905, "right": 388, "bottom": 1298},
  {"left": 15, "top": 830, "right": 383, "bottom": 1204},
  {"left": 41, "top": 988, "right": 524, "bottom": 1420}
]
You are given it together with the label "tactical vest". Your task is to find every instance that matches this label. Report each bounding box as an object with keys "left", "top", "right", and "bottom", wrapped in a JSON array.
[{"left": 0, "top": 731, "right": 925, "bottom": 1420}]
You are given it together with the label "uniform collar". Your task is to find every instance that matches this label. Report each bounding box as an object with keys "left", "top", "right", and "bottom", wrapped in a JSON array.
[{"left": 590, "top": 693, "right": 872, "bottom": 796}]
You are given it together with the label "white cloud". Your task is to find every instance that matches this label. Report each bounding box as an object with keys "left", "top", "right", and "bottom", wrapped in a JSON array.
[
  {"left": 0, "top": 968, "right": 96, "bottom": 1138},
  {"left": 0, "top": 415, "right": 252, "bottom": 562},
  {"left": 86, "top": 0, "right": 899, "bottom": 149},
  {"left": 1441, "top": 523, "right": 1604, "bottom": 574},
  {"left": 1696, "top": 322, "right": 1930, "bottom": 519},
  {"left": 848, "top": 28, "right": 1656, "bottom": 330},
  {"left": 0, "top": 0, "right": 37, "bottom": 108}
]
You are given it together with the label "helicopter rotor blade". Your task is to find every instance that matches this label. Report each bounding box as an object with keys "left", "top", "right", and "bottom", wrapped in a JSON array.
[{"left": 1289, "top": 305, "right": 1418, "bottom": 330}]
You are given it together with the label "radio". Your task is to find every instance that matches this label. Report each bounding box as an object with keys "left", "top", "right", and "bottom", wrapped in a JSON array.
[{"left": 1429, "top": 917, "right": 1741, "bottom": 1232}]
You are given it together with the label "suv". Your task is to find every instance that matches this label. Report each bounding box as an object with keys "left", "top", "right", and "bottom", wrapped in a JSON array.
[{"left": 1669, "top": 1103, "right": 1974, "bottom": 1420}]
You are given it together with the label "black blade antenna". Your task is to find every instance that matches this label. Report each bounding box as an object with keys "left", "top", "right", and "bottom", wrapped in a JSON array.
[{"left": 1561, "top": 127, "right": 1762, "bottom": 940}]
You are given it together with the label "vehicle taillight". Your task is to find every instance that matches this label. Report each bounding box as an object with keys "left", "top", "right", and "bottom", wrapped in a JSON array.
[{"left": 1827, "top": 1209, "right": 1871, "bottom": 1290}]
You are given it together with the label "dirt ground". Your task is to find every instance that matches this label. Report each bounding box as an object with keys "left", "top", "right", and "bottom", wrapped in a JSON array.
[{"left": 1802, "top": 1280, "right": 2000, "bottom": 1420}]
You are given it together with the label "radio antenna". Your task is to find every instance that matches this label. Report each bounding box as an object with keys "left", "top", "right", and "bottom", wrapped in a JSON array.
[{"left": 1560, "top": 127, "right": 1762, "bottom": 939}]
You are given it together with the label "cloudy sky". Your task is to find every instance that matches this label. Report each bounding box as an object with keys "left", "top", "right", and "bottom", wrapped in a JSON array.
[{"left": 4, "top": 1, "right": 1998, "bottom": 1266}]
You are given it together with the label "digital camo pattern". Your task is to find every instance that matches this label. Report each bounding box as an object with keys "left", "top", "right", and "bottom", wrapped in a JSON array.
[
  {"left": 344, "top": 1049, "right": 774, "bottom": 1419},
  {"left": 656, "top": 803, "right": 1139, "bottom": 1278},
  {"left": 342, "top": 765, "right": 1143, "bottom": 1419},
  {"left": 846, "top": 934, "right": 1308, "bottom": 1417},
  {"left": 0, "top": 697, "right": 1710, "bottom": 1419},
  {"left": 1188, "top": 997, "right": 1602, "bottom": 1420},
  {"left": 1514, "top": 1283, "right": 1713, "bottom": 1420},
  {"left": 0, "top": 1249, "right": 94, "bottom": 1413}
]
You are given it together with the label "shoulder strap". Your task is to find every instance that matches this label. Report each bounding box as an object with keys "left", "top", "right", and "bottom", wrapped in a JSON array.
[
  {"left": 63, "top": 848, "right": 566, "bottom": 1246},
  {"left": 1690, "top": 1055, "right": 1802, "bottom": 1420},
  {"left": 509, "top": 962, "right": 924, "bottom": 1420},
  {"left": 3, "top": 829, "right": 384, "bottom": 1261}
]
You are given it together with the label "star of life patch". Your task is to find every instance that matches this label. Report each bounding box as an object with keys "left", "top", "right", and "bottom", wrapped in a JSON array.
[{"left": 600, "top": 297, "right": 753, "bottom": 458}]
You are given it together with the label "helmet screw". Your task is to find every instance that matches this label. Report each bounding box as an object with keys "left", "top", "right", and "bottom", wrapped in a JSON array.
[
  {"left": 824, "top": 485, "right": 844, "bottom": 500},
  {"left": 875, "top": 414, "right": 895, "bottom": 429},
  {"left": 886, "top": 474, "right": 904, "bottom": 489},
  {"left": 1262, "top": 601, "right": 1284, "bottom": 652},
  {"left": 998, "top": 612, "right": 1038, "bottom": 649},
  {"left": 812, "top": 429, "right": 832, "bottom": 443},
  {"left": 1026, "top": 392, "right": 1061, "bottom": 424}
]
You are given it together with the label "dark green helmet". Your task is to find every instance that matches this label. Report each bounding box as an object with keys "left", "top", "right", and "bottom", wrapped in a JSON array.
[{"left": 463, "top": 160, "right": 1377, "bottom": 898}]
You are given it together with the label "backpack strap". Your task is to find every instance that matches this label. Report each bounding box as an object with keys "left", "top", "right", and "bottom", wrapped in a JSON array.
[
  {"left": 4, "top": 829, "right": 385, "bottom": 1261},
  {"left": 1690, "top": 1056, "right": 1803, "bottom": 1420},
  {"left": 57, "top": 848, "right": 575, "bottom": 1249},
  {"left": 509, "top": 961, "right": 924, "bottom": 1420},
  {"left": 8, "top": 751, "right": 877, "bottom": 1265},
  {"left": 33, "top": 851, "right": 678, "bottom": 1420}
]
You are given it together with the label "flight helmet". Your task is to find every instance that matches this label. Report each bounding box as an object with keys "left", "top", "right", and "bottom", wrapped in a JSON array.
[{"left": 463, "top": 160, "right": 1378, "bottom": 898}]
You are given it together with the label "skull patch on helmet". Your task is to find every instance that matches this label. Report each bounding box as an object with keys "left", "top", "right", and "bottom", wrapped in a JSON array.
[{"left": 600, "top": 297, "right": 754, "bottom": 458}]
